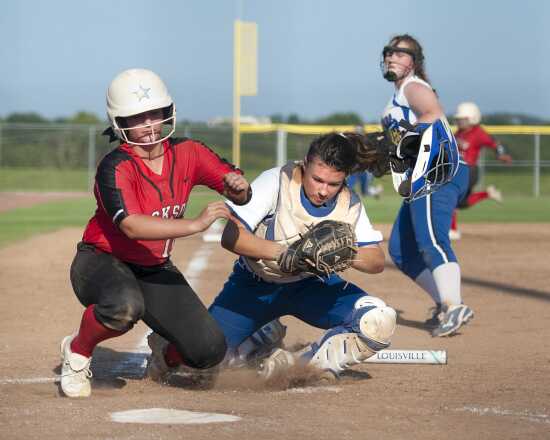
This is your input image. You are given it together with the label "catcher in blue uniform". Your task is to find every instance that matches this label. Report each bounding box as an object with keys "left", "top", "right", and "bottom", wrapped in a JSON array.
[{"left": 147, "top": 132, "right": 397, "bottom": 381}]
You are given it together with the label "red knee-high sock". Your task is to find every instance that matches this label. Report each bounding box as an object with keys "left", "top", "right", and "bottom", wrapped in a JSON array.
[
  {"left": 165, "top": 343, "right": 184, "bottom": 368},
  {"left": 451, "top": 211, "right": 458, "bottom": 230},
  {"left": 70, "top": 305, "right": 126, "bottom": 358},
  {"left": 467, "top": 191, "right": 488, "bottom": 207}
]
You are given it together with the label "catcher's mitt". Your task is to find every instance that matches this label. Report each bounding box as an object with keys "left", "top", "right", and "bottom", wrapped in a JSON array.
[
  {"left": 355, "top": 131, "right": 394, "bottom": 178},
  {"left": 278, "top": 220, "right": 357, "bottom": 277}
]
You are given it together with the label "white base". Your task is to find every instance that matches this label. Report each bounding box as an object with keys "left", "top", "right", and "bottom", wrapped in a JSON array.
[
  {"left": 202, "top": 219, "right": 225, "bottom": 242},
  {"left": 110, "top": 408, "right": 241, "bottom": 424},
  {"left": 202, "top": 233, "right": 223, "bottom": 242}
]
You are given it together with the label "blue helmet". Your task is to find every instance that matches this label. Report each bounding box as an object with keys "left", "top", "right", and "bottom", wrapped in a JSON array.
[{"left": 393, "top": 118, "right": 460, "bottom": 201}]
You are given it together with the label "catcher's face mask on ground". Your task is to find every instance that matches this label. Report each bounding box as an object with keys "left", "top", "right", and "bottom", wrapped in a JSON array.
[
  {"left": 381, "top": 43, "right": 416, "bottom": 82},
  {"left": 302, "top": 157, "right": 346, "bottom": 207}
]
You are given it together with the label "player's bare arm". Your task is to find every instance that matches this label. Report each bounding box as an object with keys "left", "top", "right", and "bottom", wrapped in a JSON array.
[
  {"left": 222, "top": 172, "right": 252, "bottom": 205},
  {"left": 404, "top": 82, "right": 444, "bottom": 123},
  {"left": 119, "top": 201, "right": 232, "bottom": 240},
  {"left": 221, "top": 219, "right": 286, "bottom": 261},
  {"left": 351, "top": 244, "right": 385, "bottom": 274}
]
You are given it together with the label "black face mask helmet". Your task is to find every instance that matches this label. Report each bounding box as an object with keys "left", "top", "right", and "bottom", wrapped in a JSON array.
[{"left": 380, "top": 45, "right": 423, "bottom": 82}]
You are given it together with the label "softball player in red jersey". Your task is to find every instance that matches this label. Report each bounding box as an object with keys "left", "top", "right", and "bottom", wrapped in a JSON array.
[
  {"left": 450, "top": 102, "right": 513, "bottom": 239},
  {"left": 60, "top": 68, "right": 251, "bottom": 398}
]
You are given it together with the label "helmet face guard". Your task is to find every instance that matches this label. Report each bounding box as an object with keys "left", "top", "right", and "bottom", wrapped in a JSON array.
[
  {"left": 407, "top": 119, "right": 459, "bottom": 202},
  {"left": 380, "top": 45, "right": 420, "bottom": 82},
  {"left": 106, "top": 69, "right": 176, "bottom": 145},
  {"left": 113, "top": 105, "right": 176, "bottom": 146},
  {"left": 390, "top": 119, "right": 460, "bottom": 202}
]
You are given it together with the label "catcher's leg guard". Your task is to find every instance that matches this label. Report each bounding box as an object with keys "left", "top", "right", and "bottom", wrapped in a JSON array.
[
  {"left": 229, "top": 319, "right": 287, "bottom": 368},
  {"left": 303, "top": 297, "right": 396, "bottom": 375},
  {"left": 351, "top": 296, "right": 397, "bottom": 350}
]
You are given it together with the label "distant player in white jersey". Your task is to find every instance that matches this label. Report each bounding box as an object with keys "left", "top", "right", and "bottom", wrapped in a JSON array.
[{"left": 380, "top": 34, "right": 474, "bottom": 337}]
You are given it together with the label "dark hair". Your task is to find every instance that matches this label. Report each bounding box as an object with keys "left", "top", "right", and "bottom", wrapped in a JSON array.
[
  {"left": 306, "top": 132, "right": 387, "bottom": 177},
  {"left": 388, "top": 34, "right": 429, "bottom": 83},
  {"left": 306, "top": 133, "right": 357, "bottom": 175}
]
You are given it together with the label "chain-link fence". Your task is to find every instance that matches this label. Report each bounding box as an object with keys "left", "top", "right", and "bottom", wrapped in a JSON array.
[{"left": 1, "top": 123, "right": 549, "bottom": 197}]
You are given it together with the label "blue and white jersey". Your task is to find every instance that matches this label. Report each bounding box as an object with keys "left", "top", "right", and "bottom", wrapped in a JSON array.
[
  {"left": 381, "top": 75, "right": 431, "bottom": 147},
  {"left": 226, "top": 166, "right": 382, "bottom": 246}
]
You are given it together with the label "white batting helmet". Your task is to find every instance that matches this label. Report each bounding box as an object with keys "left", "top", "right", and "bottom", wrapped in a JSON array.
[
  {"left": 106, "top": 68, "right": 176, "bottom": 145},
  {"left": 454, "top": 102, "right": 481, "bottom": 125}
]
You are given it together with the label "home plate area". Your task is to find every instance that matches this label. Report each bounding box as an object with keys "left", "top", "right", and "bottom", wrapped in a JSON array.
[{"left": 110, "top": 408, "right": 241, "bottom": 425}]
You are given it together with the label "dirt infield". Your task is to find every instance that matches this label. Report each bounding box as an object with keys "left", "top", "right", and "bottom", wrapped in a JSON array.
[{"left": 1, "top": 218, "right": 549, "bottom": 439}]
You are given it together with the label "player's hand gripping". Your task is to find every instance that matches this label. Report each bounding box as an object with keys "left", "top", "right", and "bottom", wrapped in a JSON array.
[
  {"left": 193, "top": 201, "right": 233, "bottom": 233},
  {"left": 223, "top": 172, "right": 251, "bottom": 205}
]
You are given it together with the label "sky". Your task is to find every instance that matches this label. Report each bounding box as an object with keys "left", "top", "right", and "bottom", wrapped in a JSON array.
[{"left": 2, "top": 0, "right": 549, "bottom": 123}]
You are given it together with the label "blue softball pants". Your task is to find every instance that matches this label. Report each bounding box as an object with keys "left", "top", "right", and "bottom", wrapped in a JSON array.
[
  {"left": 388, "top": 162, "right": 469, "bottom": 280},
  {"left": 208, "top": 261, "right": 368, "bottom": 350}
]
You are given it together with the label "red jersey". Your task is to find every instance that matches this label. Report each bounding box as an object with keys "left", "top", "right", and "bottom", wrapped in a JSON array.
[
  {"left": 454, "top": 125, "right": 498, "bottom": 167},
  {"left": 83, "top": 137, "right": 239, "bottom": 266}
]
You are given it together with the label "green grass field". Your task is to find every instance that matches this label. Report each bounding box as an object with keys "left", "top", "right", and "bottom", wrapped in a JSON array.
[
  {"left": 0, "top": 191, "right": 221, "bottom": 248},
  {"left": 1, "top": 190, "right": 548, "bottom": 248},
  {"left": 1, "top": 167, "right": 550, "bottom": 196}
]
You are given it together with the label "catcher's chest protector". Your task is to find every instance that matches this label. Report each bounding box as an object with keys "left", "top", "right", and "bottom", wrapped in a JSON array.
[{"left": 245, "top": 162, "right": 361, "bottom": 283}]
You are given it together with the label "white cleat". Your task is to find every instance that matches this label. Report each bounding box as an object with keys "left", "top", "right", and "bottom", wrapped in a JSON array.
[
  {"left": 449, "top": 229, "right": 462, "bottom": 241},
  {"left": 60, "top": 335, "right": 92, "bottom": 398},
  {"left": 487, "top": 185, "right": 503, "bottom": 203},
  {"left": 257, "top": 348, "right": 295, "bottom": 380}
]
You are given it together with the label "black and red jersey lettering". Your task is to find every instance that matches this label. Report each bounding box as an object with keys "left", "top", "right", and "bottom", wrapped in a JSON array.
[{"left": 82, "top": 137, "right": 240, "bottom": 266}]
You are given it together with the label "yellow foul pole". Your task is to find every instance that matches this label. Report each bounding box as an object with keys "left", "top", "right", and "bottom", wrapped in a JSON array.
[
  {"left": 232, "top": 20, "right": 242, "bottom": 167},
  {"left": 233, "top": 20, "right": 257, "bottom": 168}
]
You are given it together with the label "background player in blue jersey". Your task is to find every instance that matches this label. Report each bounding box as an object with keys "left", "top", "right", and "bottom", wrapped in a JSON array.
[
  {"left": 205, "top": 132, "right": 397, "bottom": 379},
  {"left": 347, "top": 170, "right": 383, "bottom": 198},
  {"left": 380, "top": 34, "right": 473, "bottom": 337}
]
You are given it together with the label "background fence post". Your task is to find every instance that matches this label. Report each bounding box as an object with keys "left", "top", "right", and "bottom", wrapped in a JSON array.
[
  {"left": 276, "top": 128, "right": 287, "bottom": 166},
  {"left": 478, "top": 149, "right": 485, "bottom": 190},
  {"left": 0, "top": 124, "right": 3, "bottom": 168},
  {"left": 88, "top": 126, "right": 96, "bottom": 192},
  {"left": 534, "top": 133, "right": 540, "bottom": 198}
]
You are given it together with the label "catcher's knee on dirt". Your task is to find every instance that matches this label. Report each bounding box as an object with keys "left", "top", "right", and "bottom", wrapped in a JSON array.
[{"left": 306, "top": 297, "right": 396, "bottom": 375}]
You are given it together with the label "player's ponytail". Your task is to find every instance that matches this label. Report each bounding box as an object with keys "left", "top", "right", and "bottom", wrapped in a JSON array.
[
  {"left": 306, "top": 131, "right": 392, "bottom": 178},
  {"left": 345, "top": 132, "right": 392, "bottom": 177}
]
